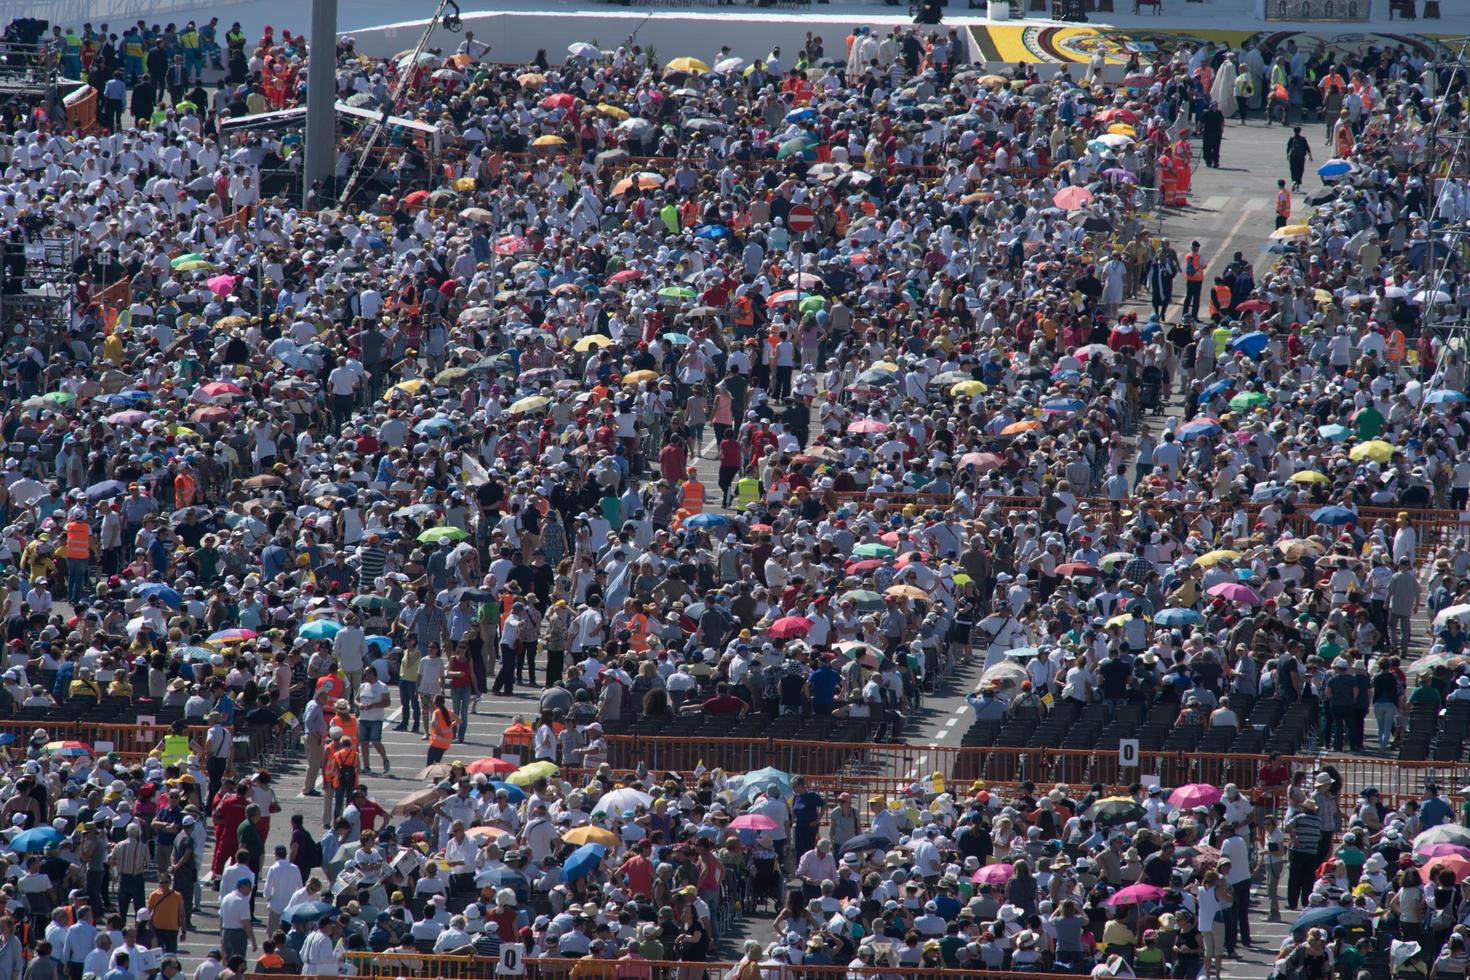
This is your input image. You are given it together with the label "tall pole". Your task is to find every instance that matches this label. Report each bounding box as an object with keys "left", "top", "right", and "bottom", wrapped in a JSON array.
[{"left": 303, "top": 0, "right": 338, "bottom": 208}]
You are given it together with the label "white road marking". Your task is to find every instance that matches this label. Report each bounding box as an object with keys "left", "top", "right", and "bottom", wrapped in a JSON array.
[{"left": 1200, "top": 195, "right": 1230, "bottom": 210}]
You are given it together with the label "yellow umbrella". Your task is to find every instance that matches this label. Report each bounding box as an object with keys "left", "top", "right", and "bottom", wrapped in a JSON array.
[
  {"left": 169, "top": 425, "right": 200, "bottom": 440},
  {"left": 385, "top": 378, "right": 428, "bottom": 398},
  {"left": 532, "top": 134, "right": 567, "bottom": 148},
  {"left": 665, "top": 57, "right": 710, "bottom": 74},
  {"left": 562, "top": 825, "right": 620, "bottom": 847},
  {"left": 1289, "top": 470, "right": 1330, "bottom": 484},
  {"left": 1313, "top": 288, "right": 1334, "bottom": 304},
  {"left": 1270, "top": 224, "right": 1310, "bottom": 240},
  {"left": 1194, "top": 549, "right": 1242, "bottom": 567},
  {"left": 573, "top": 335, "right": 613, "bottom": 352},
  {"left": 871, "top": 360, "right": 900, "bottom": 372},
  {"left": 517, "top": 73, "right": 547, "bottom": 88},
  {"left": 506, "top": 761, "right": 559, "bottom": 786},
  {"left": 886, "top": 585, "right": 928, "bottom": 601},
  {"left": 1106, "top": 613, "right": 1151, "bottom": 628},
  {"left": 1349, "top": 440, "right": 1395, "bottom": 463},
  {"left": 508, "top": 395, "right": 550, "bottom": 414},
  {"left": 452, "top": 177, "right": 476, "bottom": 192},
  {"left": 596, "top": 103, "right": 629, "bottom": 120},
  {"left": 1106, "top": 123, "right": 1137, "bottom": 137},
  {"left": 950, "top": 380, "right": 987, "bottom": 397},
  {"left": 952, "top": 573, "right": 973, "bottom": 585},
  {"left": 978, "top": 74, "right": 1009, "bottom": 88},
  {"left": 622, "top": 369, "right": 659, "bottom": 385}
]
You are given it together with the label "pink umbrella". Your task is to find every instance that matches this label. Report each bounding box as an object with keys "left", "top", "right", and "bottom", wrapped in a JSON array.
[
  {"left": 1053, "top": 186, "right": 1094, "bottom": 211},
  {"left": 1418, "top": 844, "right": 1470, "bottom": 860},
  {"left": 1107, "top": 883, "right": 1166, "bottom": 907},
  {"left": 768, "top": 616, "right": 812, "bottom": 640},
  {"left": 847, "top": 419, "right": 889, "bottom": 434},
  {"left": 199, "top": 381, "right": 245, "bottom": 397},
  {"left": 207, "top": 274, "right": 236, "bottom": 297},
  {"left": 1168, "top": 783, "right": 1223, "bottom": 809},
  {"left": 728, "top": 814, "right": 781, "bottom": 832},
  {"left": 106, "top": 410, "right": 149, "bottom": 426},
  {"left": 959, "top": 452, "right": 1003, "bottom": 471},
  {"left": 971, "top": 863, "right": 1014, "bottom": 885},
  {"left": 1207, "top": 582, "right": 1262, "bottom": 605}
]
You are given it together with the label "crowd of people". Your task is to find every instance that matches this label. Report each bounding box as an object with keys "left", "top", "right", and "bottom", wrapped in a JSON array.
[{"left": 0, "top": 8, "right": 1468, "bottom": 980}]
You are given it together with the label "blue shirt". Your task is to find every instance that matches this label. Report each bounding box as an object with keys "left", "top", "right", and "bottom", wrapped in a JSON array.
[
  {"left": 1421, "top": 796, "right": 1453, "bottom": 830},
  {"left": 809, "top": 667, "right": 840, "bottom": 707}
]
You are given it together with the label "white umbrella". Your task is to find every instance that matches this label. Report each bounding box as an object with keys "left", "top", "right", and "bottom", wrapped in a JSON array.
[
  {"left": 1383, "top": 285, "right": 1408, "bottom": 299},
  {"left": 979, "top": 662, "right": 1028, "bottom": 695},
  {"left": 567, "top": 42, "right": 601, "bottom": 59},
  {"left": 398, "top": 52, "right": 438, "bottom": 68},
  {"left": 7, "top": 478, "right": 45, "bottom": 507},
  {"left": 616, "top": 118, "right": 654, "bottom": 137},
  {"left": 1412, "top": 289, "right": 1452, "bottom": 305},
  {"left": 1433, "top": 603, "right": 1470, "bottom": 630},
  {"left": 591, "top": 788, "right": 655, "bottom": 815},
  {"left": 714, "top": 56, "right": 745, "bottom": 74}
]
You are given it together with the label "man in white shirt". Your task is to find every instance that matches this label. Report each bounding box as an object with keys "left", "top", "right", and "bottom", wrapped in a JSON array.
[
  {"left": 261, "top": 844, "right": 304, "bottom": 934},
  {"left": 356, "top": 665, "right": 391, "bottom": 774},
  {"left": 218, "top": 879, "right": 255, "bottom": 960},
  {"left": 299, "top": 918, "right": 340, "bottom": 975},
  {"left": 1219, "top": 824, "right": 1253, "bottom": 951}
]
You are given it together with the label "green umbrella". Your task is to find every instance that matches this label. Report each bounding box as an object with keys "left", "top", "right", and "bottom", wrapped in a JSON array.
[
  {"left": 852, "top": 542, "right": 896, "bottom": 558},
  {"left": 798, "top": 296, "right": 825, "bottom": 315},
  {"left": 777, "top": 136, "right": 816, "bottom": 160},
  {"left": 41, "top": 392, "right": 76, "bottom": 406},
  {"left": 417, "top": 526, "right": 470, "bottom": 544},
  {"left": 663, "top": 332, "right": 694, "bottom": 345},
  {"left": 1229, "top": 391, "right": 1269, "bottom": 410},
  {"left": 841, "top": 589, "right": 884, "bottom": 611},
  {"left": 656, "top": 286, "right": 695, "bottom": 301},
  {"left": 350, "top": 595, "right": 399, "bottom": 613},
  {"left": 170, "top": 253, "right": 206, "bottom": 268}
]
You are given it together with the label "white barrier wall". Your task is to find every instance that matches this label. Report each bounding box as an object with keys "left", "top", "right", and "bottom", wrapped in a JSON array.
[{"left": 345, "top": 9, "right": 977, "bottom": 64}]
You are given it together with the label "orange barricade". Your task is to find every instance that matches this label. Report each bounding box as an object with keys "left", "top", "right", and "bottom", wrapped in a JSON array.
[
  {"left": 321, "top": 955, "right": 1086, "bottom": 980},
  {"left": 0, "top": 719, "right": 200, "bottom": 757}
]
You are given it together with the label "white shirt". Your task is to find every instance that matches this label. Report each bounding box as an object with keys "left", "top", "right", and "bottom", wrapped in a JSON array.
[
  {"left": 357, "top": 680, "right": 389, "bottom": 721},
  {"left": 262, "top": 858, "right": 304, "bottom": 913},
  {"left": 219, "top": 889, "right": 253, "bottom": 930}
]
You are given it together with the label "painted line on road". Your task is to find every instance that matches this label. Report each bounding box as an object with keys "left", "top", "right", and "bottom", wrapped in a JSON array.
[
  {"left": 1206, "top": 202, "right": 1258, "bottom": 276},
  {"left": 1199, "top": 195, "right": 1230, "bottom": 210},
  {"left": 944, "top": 717, "right": 959, "bottom": 727}
]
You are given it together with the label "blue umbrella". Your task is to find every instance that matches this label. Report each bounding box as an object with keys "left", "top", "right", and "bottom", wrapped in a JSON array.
[
  {"left": 837, "top": 832, "right": 893, "bottom": 855},
  {"left": 784, "top": 107, "right": 816, "bottom": 122},
  {"left": 284, "top": 901, "right": 339, "bottom": 924},
  {"left": 474, "top": 866, "right": 530, "bottom": 892},
  {"left": 85, "top": 480, "right": 128, "bottom": 502},
  {"left": 367, "top": 635, "right": 393, "bottom": 653},
  {"left": 1051, "top": 369, "right": 1081, "bottom": 382},
  {"left": 1177, "top": 420, "right": 1221, "bottom": 441},
  {"left": 1199, "top": 378, "right": 1232, "bottom": 401},
  {"left": 1318, "top": 424, "right": 1350, "bottom": 441},
  {"left": 1290, "top": 905, "right": 1352, "bottom": 935},
  {"left": 1317, "top": 160, "right": 1352, "bottom": 179},
  {"left": 488, "top": 781, "right": 527, "bottom": 803},
  {"left": 562, "top": 843, "right": 606, "bottom": 882},
  {"left": 136, "top": 583, "right": 182, "bottom": 607},
  {"left": 1235, "top": 568, "right": 1258, "bottom": 581},
  {"left": 1155, "top": 608, "right": 1203, "bottom": 627},
  {"left": 855, "top": 369, "right": 899, "bottom": 385},
  {"left": 1043, "top": 398, "right": 1086, "bottom": 413},
  {"left": 693, "top": 225, "right": 730, "bottom": 239},
  {"left": 1408, "top": 240, "right": 1452, "bottom": 269},
  {"left": 1310, "top": 505, "right": 1358, "bottom": 526},
  {"left": 1426, "top": 390, "right": 1467, "bottom": 405},
  {"left": 9, "top": 827, "right": 63, "bottom": 853},
  {"left": 730, "top": 766, "right": 793, "bottom": 802},
  {"left": 684, "top": 513, "right": 728, "bottom": 529},
  {"left": 298, "top": 619, "right": 342, "bottom": 641},
  {"left": 414, "top": 417, "right": 456, "bottom": 436},
  {"left": 1229, "top": 332, "right": 1269, "bottom": 357},
  {"left": 1251, "top": 483, "right": 1287, "bottom": 502}
]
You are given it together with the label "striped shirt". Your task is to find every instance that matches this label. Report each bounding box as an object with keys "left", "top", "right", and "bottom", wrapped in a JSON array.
[
  {"left": 110, "top": 839, "right": 150, "bottom": 875},
  {"left": 1285, "top": 808, "right": 1322, "bottom": 853}
]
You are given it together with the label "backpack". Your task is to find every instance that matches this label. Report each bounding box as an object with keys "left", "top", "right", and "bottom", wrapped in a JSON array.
[{"left": 303, "top": 834, "right": 324, "bottom": 871}]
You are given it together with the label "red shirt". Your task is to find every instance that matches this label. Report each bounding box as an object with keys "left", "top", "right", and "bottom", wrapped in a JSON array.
[
  {"left": 622, "top": 853, "right": 654, "bottom": 896},
  {"left": 702, "top": 694, "right": 746, "bottom": 716}
]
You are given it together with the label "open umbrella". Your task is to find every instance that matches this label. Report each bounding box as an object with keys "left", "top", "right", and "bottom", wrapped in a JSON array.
[
  {"left": 1155, "top": 608, "right": 1203, "bottom": 627},
  {"left": 1053, "top": 186, "right": 1094, "bottom": 211},
  {"left": 768, "top": 616, "right": 811, "bottom": 640},
  {"left": 1084, "top": 797, "right": 1146, "bottom": 828},
  {"left": 837, "top": 832, "right": 893, "bottom": 856},
  {"left": 1310, "top": 506, "right": 1358, "bottom": 526},
  {"left": 466, "top": 757, "right": 518, "bottom": 775},
  {"left": 1415, "top": 825, "right": 1470, "bottom": 852},
  {"left": 729, "top": 814, "right": 782, "bottom": 832},
  {"left": 1107, "top": 883, "right": 1166, "bottom": 906},
  {"left": 298, "top": 619, "right": 341, "bottom": 641},
  {"left": 9, "top": 827, "right": 64, "bottom": 852},
  {"left": 1206, "top": 582, "right": 1261, "bottom": 605},
  {"left": 563, "top": 826, "right": 620, "bottom": 847},
  {"left": 474, "top": 867, "right": 530, "bottom": 894},
  {"left": 1168, "top": 783, "right": 1223, "bottom": 809},
  {"left": 418, "top": 526, "right": 469, "bottom": 544},
  {"left": 1349, "top": 440, "right": 1395, "bottom": 463},
  {"left": 971, "top": 863, "right": 1015, "bottom": 884},
  {"left": 507, "top": 761, "right": 558, "bottom": 786},
  {"left": 591, "top": 788, "right": 655, "bottom": 815},
  {"left": 562, "top": 843, "right": 606, "bottom": 881},
  {"left": 285, "top": 901, "right": 340, "bottom": 925}
]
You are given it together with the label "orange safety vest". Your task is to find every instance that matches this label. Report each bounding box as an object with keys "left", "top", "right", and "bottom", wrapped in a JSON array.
[
  {"left": 1335, "top": 126, "right": 1353, "bottom": 157},
  {"left": 1386, "top": 330, "right": 1406, "bottom": 363},
  {"left": 1275, "top": 189, "right": 1291, "bottom": 218},
  {"left": 734, "top": 295, "right": 754, "bottom": 328},
  {"left": 1322, "top": 72, "right": 1345, "bottom": 94},
  {"left": 64, "top": 520, "right": 91, "bottom": 561},
  {"left": 335, "top": 714, "right": 358, "bottom": 745},
  {"left": 1210, "top": 284, "right": 1233, "bottom": 317},
  {"left": 428, "top": 709, "right": 455, "bottom": 749},
  {"left": 628, "top": 612, "right": 650, "bottom": 652},
  {"left": 501, "top": 721, "right": 533, "bottom": 754},
  {"left": 1183, "top": 251, "right": 1205, "bottom": 282},
  {"left": 680, "top": 479, "right": 705, "bottom": 515}
]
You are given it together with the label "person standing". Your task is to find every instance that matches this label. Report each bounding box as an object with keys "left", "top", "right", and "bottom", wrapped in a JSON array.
[
  {"left": 1182, "top": 242, "right": 1206, "bottom": 321},
  {"left": 1220, "top": 824, "right": 1252, "bottom": 951},
  {"left": 1144, "top": 249, "right": 1178, "bottom": 319},
  {"left": 300, "top": 689, "right": 329, "bottom": 797},
  {"left": 1200, "top": 102, "right": 1225, "bottom": 169},
  {"left": 1387, "top": 556, "right": 1422, "bottom": 658},
  {"left": 1286, "top": 128, "right": 1313, "bottom": 191},
  {"left": 1283, "top": 798, "right": 1321, "bottom": 911},
  {"left": 218, "top": 879, "right": 255, "bottom": 961},
  {"left": 145, "top": 874, "right": 185, "bottom": 953},
  {"left": 1274, "top": 179, "right": 1292, "bottom": 230}
]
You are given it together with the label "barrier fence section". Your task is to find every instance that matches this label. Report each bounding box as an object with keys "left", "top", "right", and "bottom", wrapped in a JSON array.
[
  {"left": 324, "top": 954, "right": 1084, "bottom": 980},
  {"left": 0, "top": 718, "right": 177, "bottom": 757},
  {"left": 604, "top": 735, "right": 1470, "bottom": 827}
]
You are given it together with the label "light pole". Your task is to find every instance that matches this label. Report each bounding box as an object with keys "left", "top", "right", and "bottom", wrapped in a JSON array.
[{"left": 303, "top": 0, "right": 338, "bottom": 208}]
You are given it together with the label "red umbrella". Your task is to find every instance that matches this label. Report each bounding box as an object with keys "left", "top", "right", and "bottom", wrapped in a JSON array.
[
  {"left": 844, "top": 559, "right": 886, "bottom": 574},
  {"left": 959, "top": 452, "right": 1003, "bottom": 471},
  {"left": 495, "top": 235, "right": 531, "bottom": 256},
  {"left": 542, "top": 93, "right": 576, "bottom": 110},
  {"left": 1096, "top": 108, "right": 1140, "bottom": 125},
  {"left": 1056, "top": 563, "right": 1100, "bottom": 577},
  {"left": 607, "top": 269, "right": 643, "bottom": 284},
  {"left": 892, "top": 551, "right": 930, "bottom": 570},
  {"left": 1236, "top": 299, "right": 1271, "bottom": 313},
  {"left": 1425, "top": 855, "right": 1470, "bottom": 884},
  {"left": 403, "top": 189, "right": 430, "bottom": 209},
  {"left": 768, "top": 616, "right": 812, "bottom": 640},
  {"left": 466, "top": 757, "right": 518, "bottom": 775},
  {"left": 190, "top": 406, "right": 233, "bottom": 424}
]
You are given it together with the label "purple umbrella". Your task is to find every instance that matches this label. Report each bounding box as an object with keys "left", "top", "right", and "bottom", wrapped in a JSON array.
[{"left": 1103, "top": 168, "right": 1137, "bottom": 184}]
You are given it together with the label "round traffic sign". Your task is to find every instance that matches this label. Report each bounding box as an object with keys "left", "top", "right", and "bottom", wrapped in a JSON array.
[{"left": 787, "top": 204, "right": 816, "bottom": 233}]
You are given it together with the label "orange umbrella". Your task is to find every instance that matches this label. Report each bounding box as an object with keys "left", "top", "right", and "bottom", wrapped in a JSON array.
[{"left": 1001, "top": 420, "right": 1043, "bottom": 436}]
